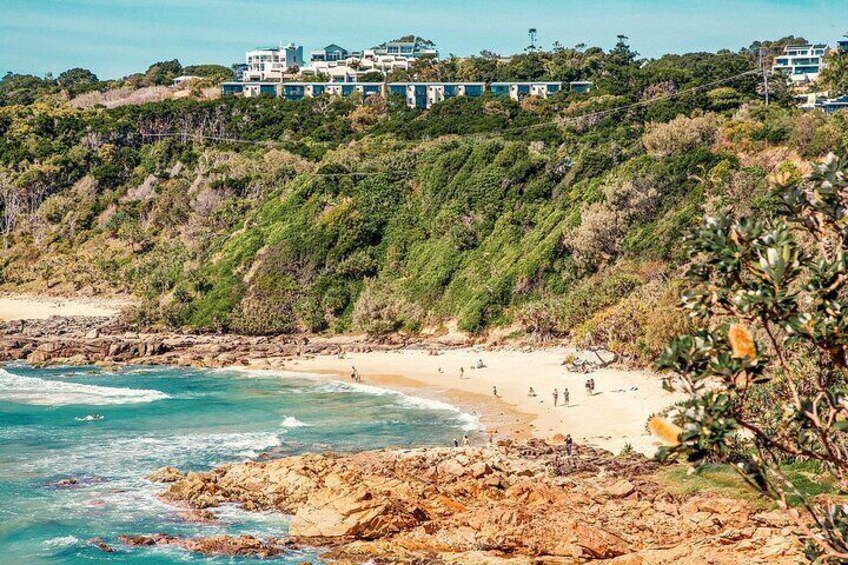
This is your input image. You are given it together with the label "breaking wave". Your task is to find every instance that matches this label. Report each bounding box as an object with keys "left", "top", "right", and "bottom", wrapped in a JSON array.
[
  {"left": 0, "top": 369, "right": 170, "bottom": 406},
  {"left": 281, "top": 415, "right": 310, "bottom": 428}
]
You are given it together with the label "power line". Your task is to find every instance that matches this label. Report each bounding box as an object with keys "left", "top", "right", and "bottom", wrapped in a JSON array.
[
  {"left": 480, "top": 68, "right": 763, "bottom": 136},
  {"left": 140, "top": 67, "right": 764, "bottom": 152}
]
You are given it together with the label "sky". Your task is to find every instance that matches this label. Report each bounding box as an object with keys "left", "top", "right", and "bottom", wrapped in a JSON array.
[{"left": 2, "top": 0, "right": 847, "bottom": 79}]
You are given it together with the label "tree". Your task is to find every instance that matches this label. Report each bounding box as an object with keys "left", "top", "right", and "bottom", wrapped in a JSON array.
[
  {"left": 182, "top": 64, "right": 235, "bottom": 83},
  {"left": 144, "top": 59, "right": 183, "bottom": 86},
  {"left": 658, "top": 154, "right": 848, "bottom": 563},
  {"left": 820, "top": 51, "right": 848, "bottom": 96},
  {"left": 57, "top": 67, "right": 99, "bottom": 96}
]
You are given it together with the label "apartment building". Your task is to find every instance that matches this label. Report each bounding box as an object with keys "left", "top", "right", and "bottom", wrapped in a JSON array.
[
  {"left": 221, "top": 80, "right": 569, "bottom": 109},
  {"left": 772, "top": 44, "right": 829, "bottom": 84},
  {"left": 242, "top": 43, "right": 304, "bottom": 81},
  {"left": 490, "top": 82, "right": 563, "bottom": 101}
]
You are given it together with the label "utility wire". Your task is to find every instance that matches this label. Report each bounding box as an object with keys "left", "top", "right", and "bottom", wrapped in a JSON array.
[{"left": 140, "top": 67, "right": 765, "bottom": 158}]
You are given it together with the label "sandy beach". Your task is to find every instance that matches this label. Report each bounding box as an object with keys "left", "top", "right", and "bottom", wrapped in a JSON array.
[
  {"left": 0, "top": 294, "right": 130, "bottom": 321},
  {"left": 284, "top": 346, "right": 683, "bottom": 456}
]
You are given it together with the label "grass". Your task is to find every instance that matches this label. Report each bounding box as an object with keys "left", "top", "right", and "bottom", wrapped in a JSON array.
[{"left": 657, "top": 460, "right": 842, "bottom": 509}]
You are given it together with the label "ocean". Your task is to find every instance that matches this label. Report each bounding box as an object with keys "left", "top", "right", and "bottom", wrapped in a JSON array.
[{"left": 0, "top": 363, "right": 478, "bottom": 564}]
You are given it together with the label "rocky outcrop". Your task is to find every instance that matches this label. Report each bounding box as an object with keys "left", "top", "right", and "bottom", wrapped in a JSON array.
[
  {"left": 118, "top": 534, "right": 287, "bottom": 558},
  {"left": 0, "top": 316, "right": 466, "bottom": 368},
  {"left": 156, "top": 441, "right": 800, "bottom": 564}
]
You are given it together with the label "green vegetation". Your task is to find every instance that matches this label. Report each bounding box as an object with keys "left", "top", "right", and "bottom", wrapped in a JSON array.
[
  {"left": 1, "top": 38, "right": 847, "bottom": 357},
  {"left": 658, "top": 154, "right": 848, "bottom": 561},
  {"left": 659, "top": 461, "right": 841, "bottom": 509}
]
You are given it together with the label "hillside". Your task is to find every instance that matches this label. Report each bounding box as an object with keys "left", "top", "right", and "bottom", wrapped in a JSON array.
[{"left": 2, "top": 45, "right": 847, "bottom": 363}]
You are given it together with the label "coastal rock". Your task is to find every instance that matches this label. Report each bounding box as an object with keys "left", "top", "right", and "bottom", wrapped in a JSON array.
[
  {"left": 156, "top": 443, "right": 800, "bottom": 564},
  {"left": 87, "top": 537, "right": 116, "bottom": 553},
  {"left": 119, "top": 534, "right": 285, "bottom": 558},
  {"left": 146, "top": 466, "right": 183, "bottom": 483}
]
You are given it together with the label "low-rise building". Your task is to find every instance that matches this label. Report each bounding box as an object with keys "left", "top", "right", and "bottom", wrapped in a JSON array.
[
  {"left": 172, "top": 75, "right": 202, "bottom": 86},
  {"left": 772, "top": 44, "right": 828, "bottom": 84},
  {"left": 242, "top": 43, "right": 304, "bottom": 81},
  {"left": 490, "top": 82, "right": 562, "bottom": 101},
  {"left": 372, "top": 38, "right": 438, "bottom": 59},
  {"left": 570, "top": 81, "right": 592, "bottom": 93},
  {"left": 223, "top": 80, "right": 565, "bottom": 108}
]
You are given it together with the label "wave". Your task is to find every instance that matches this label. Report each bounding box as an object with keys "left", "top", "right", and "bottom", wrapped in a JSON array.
[
  {"left": 41, "top": 535, "right": 80, "bottom": 549},
  {"left": 0, "top": 369, "right": 170, "bottom": 406},
  {"left": 317, "top": 381, "right": 480, "bottom": 431},
  {"left": 74, "top": 414, "right": 104, "bottom": 422},
  {"left": 281, "top": 415, "right": 310, "bottom": 428}
]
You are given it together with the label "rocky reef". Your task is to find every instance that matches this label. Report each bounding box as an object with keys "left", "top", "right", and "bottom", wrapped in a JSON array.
[
  {"left": 143, "top": 440, "right": 799, "bottom": 564},
  {"left": 0, "top": 316, "right": 460, "bottom": 368}
]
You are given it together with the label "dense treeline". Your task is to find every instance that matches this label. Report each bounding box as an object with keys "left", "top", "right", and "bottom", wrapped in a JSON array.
[{"left": 2, "top": 38, "right": 848, "bottom": 362}]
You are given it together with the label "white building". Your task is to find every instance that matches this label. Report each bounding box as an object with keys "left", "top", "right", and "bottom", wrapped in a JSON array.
[
  {"left": 242, "top": 43, "right": 304, "bottom": 82},
  {"left": 772, "top": 44, "right": 829, "bottom": 84},
  {"left": 299, "top": 38, "right": 438, "bottom": 81}
]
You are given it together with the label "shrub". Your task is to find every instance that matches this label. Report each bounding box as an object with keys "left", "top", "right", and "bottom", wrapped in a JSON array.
[
  {"left": 569, "top": 175, "right": 658, "bottom": 270},
  {"left": 642, "top": 114, "right": 720, "bottom": 157},
  {"left": 658, "top": 154, "right": 848, "bottom": 562}
]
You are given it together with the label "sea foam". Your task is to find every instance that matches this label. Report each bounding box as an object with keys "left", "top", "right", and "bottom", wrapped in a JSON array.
[
  {"left": 281, "top": 415, "right": 310, "bottom": 428},
  {"left": 318, "top": 380, "right": 481, "bottom": 431},
  {"left": 0, "top": 369, "right": 170, "bottom": 406}
]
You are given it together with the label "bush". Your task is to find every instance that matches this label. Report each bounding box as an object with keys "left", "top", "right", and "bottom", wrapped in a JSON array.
[
  {"left": 642, "top": 114, "right": 720, "bottom": 157},
  {"left": 658, "top": 154, "right": 848, "bottom": 562},
  {"left": 569, "top": 175, "right": 658, "bottom": 270}
]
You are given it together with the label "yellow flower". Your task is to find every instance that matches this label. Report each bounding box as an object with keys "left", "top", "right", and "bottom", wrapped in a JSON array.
[
  {"left": 648, "top": 416, "right": 682, "bottom": 447},
  {"left": 728, "top": 324, "right": 756, "bottom": 360}
]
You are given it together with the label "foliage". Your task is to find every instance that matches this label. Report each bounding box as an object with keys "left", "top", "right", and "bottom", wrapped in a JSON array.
[{"left": 657, "top": 154, "right": 848, "bottom": 562}]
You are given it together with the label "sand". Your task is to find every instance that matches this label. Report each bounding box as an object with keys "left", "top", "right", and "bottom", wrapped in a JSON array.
[
  {"left": 0, "top": 294, "right": 130, "bottom": 321},
  {"left": 285, "top": 347, "right": 683, "bottom": 456}
]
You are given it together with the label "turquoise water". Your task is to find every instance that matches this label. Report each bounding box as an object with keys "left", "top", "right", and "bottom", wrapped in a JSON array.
[{"left": 0, "top": 364, "right": 477, "bottom": 564}]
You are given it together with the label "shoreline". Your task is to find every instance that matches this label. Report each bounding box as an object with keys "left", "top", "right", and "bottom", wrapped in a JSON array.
[
  {"left": 268, "top": 365, "right": 536, "bottom": 441},
  {"left": 276, "top": 347, "right": 683, "bottom": 455},
  {"left": 0, "top": 312, "right": 682, "bottom": 455}
]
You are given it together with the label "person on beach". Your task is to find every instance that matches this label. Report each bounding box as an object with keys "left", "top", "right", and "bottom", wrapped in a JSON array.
[
  {"left": 453, "top": 438, "right": 459, "bottom": 448},
  {"left": 552, "top": 388, "right": 558, "bottom": 407},
  {"left": 493, "top": 385, "right": 498, "bottom": 398},
  {"left": 565, "top": 434, "right": 574, "bottom": 456},
  {"left": 350, "top": 367, "right": 357, "bottom": 382},
  {"left": 459, "top": 367, "right": 465, "bottom": 379},
  {"left": 462, "top": 434, "right": 470, "bottom": 447},
  {"left": 563, "top": 388, "right": 570, "bottom": 406},
  {"left": 528, "top": 387, "right": 537, "bottom": 397},
  {"left": 585, "top": 379, "right": 592, "bottom": 395},
  {"left": 476, "top": 359, "right": 485, "bottom": 369},
  {"left": 590, "top": 378, "right": 596, "bottom": 394}
]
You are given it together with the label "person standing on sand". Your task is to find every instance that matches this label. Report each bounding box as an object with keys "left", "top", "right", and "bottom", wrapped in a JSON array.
[
  {"left": 585, "top": 379, "right": 592, "bottom": 395},
  {"left": 453, "top": 438, "right": 459, "bottom": 448},
  {"left": 565, "top": 434, "right": 573, "bottom": 456},
  {"left": 552, "top": 388, "right": 558, "bottom": 407},
  {"left": 492, "top": 386, "right": 498, "bottom": 398},
  {"left": 528, "top": 387, "right": 536, "bottom": 397},
  {"left": 462, "top": 434, "right": 470, "bottom": 447},
  {"left": 563, "top": 388, "right": 570, "bottom": 406},
  {"left": 459, "top": 367, "right": 465, "bottom": 379}
]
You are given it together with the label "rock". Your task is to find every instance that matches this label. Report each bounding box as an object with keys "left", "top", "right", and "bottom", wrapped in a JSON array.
[
  {"left": 607, "top": 479, "right": 635, "bottom": 498},
  {"left": 119, "top": 534, "right": 285, "bottom": 558},
  {"left": 176, "top": 509, "right": 218, "bottom": 524},
  {"left": 87, "top": 537, "right": 115, "bottom": 553},
  {"left": 85, "top": 329, "right": 100, "bottom": 339},
  {"left": 571, "top": 523, "right": 630, "bottom": 558},
  {"left": 146, "top": 466, "right": 183, "bottom": 483}
]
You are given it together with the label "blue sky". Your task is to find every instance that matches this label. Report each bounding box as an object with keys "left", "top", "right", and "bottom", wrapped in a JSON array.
[{"left": 2, "top": 0, "right": 847, "bottom": 79}]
